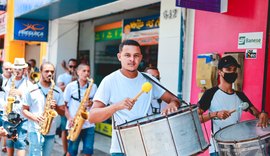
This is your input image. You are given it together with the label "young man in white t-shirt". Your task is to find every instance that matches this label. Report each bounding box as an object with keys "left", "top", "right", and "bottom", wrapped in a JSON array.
[
  {"left": 64, "top": 63, "right": 97, "bottom": 156},
  {"left": 198, "top": 55, "right": 269, "bottom": 156},
  {"left": 57, "top": 58, "right": 77, "bottom": 156},
  {"left": 5, "top": 58, "right": 33, "bottom": 156},
  {"left": 22, "top": 62, "right": 65, "bottom": 156},
  {"left": 88, "top": 40, "right": 181, "bottom": 156}
]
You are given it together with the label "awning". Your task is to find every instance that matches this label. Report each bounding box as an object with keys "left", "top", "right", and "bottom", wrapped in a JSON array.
[{"left": 15, "top": 0, "right": 117, "bottom": 20}]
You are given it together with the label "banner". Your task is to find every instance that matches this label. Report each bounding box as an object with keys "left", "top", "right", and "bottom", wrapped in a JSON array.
[
  {"left": 122, "top": 15, "right": 160, "bottom": 46},
  {"left": 176, "top": 0, "right": 228, "bottom": 13},
  {"left": 0, "top": 13, "right": 6, "bottom": 35},
  {"left": 95, "top": 28, "right": 122, "bottom": 42},
  {"left": 14, "top": 18, "right": 48, "bottom": 42}
]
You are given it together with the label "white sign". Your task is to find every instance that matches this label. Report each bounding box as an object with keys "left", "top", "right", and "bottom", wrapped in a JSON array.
[
  {"left": 0, "top": 13, "right": 6, "bottom": 35},
  {"left": 238, "top": 32, "right": 263, "bottom": 49}
]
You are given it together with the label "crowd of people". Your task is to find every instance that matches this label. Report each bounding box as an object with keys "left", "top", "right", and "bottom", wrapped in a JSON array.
[{"left": 0, "top": 39, "right": 267, "bottom": 156}]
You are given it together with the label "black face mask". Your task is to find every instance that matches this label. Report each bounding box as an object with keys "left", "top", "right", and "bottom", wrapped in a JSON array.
[{"left": 223, "top": 72, "right": 238, "bottom": 83}]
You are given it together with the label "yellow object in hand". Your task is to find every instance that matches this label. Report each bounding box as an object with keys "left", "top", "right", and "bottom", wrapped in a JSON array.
[
  {"left": 133, "top": 82, "right": 153, "bottom": 101},
  {"left": 142, "top": 82, "right": 152, "bottom": 93}
]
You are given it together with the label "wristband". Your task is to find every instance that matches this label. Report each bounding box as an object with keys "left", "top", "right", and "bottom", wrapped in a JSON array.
[
  {"left": 208, "top": 112, "right": 211, "bottom": 119},
  {"left": 215, "top": 111, "right": 218, "bottom": 117}
]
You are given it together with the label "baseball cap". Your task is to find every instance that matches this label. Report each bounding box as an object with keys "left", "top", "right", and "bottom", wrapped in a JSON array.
[{"left": 218, "top": 55, "right": 241, "bottom": 69}]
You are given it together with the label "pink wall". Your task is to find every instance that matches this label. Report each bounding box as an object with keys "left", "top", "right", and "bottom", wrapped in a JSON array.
[{"left": 190, "top": 0, "right": 269, "bottom": 155}]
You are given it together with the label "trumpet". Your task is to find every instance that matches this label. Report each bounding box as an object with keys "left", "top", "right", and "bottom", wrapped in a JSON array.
[{"left": 30, "top": 72, "right": 40, "bottom": 84}]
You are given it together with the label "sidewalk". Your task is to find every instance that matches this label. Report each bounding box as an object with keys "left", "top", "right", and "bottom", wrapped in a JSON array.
[{"left": 0, "top": 133, "right": 111, "bottom": 156}]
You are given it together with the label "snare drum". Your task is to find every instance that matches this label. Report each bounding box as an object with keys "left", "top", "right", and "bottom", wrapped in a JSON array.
[
  {"left": 214, "top": 120, "right": 270, "bottom": 156},
  {"left": 116, "top": 105, "right": 209, "bottom": 156}
]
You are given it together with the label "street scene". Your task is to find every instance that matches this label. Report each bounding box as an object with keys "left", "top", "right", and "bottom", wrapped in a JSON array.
[{"left": 0, "top": 0, "right": 269, "bottom": 156}]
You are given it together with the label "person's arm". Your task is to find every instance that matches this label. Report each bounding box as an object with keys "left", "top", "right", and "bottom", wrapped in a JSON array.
[
  {"left": 198, "top": 108, "right": 220, "bottom": 123},
  {"left": 160, "top": 92, "right": 180, "bottom": 115},
  {"left": 22, "top": 105, "right": 44, "bottom": 123},
  {"left": 57, "top": 82, "right": 66, "bottom": 92},
  {"left": 0, "top": 127, "right": 7, "bottom": 137},
  {"left": 248, "top": 106, "right": 268, "bottom": 128},
  {"left": 88, "top": 99, "right": 135, "bottom": 123}
]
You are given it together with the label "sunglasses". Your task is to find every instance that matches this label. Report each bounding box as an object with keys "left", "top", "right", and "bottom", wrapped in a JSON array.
[
  {"left": 14, "top": 68, "right": 23, "bottom": 71},
  {"left": 154, "top": 76, "right": 160, "bottom": 80},
  {"left": 69, "top": 65, "right": 76, "bottom": 68}
]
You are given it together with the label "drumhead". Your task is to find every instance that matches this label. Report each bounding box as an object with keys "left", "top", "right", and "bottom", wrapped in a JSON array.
[
  {"left": 214, "top": 119, "right": 270, "bottom": 143},
  {"left": 117, "top": 105, "right": 197, "bottom": 129}
]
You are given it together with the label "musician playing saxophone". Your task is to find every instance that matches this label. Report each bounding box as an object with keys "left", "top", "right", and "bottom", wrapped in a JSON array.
[
  {"left": 64, "top": 63, "right": 97, "bottom": 156},
  {"left": 22, "top": 62, "right": 65, "bottom": 156},
  {"left": 5, "top": 58, "right": 33, "bottom": 156}
]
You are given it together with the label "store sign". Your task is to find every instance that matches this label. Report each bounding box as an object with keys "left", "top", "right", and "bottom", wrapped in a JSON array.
[
  {"left": 95, "top": 28, "right": 122, "bottom": 42},
  {"left": 176, "top": 0, "right": 228, "bottom": 13},
  {"left": 123, "top": 15, "right": 160, "bottom": 46},
  {"left": 238, "top": 32, "right": 263, "bottom": 49},
  {"left": 14, "top": 19, "right": 48, "bottom": 42},
  {"left": 0, "top": 13, "right": 6, "bottom": 35},
  {"left": 0, "top": 0, "right": 6, "bottom": 11}
]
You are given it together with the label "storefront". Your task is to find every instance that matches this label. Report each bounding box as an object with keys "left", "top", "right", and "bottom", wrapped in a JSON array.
[{"left": 185, "top": 0, "right": 270, "bottom": 155}]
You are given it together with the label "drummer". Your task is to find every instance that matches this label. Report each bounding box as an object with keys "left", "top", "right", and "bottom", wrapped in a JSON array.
[
  {"left": 197, "top": 55, "right": 269, "bottom": 156},
  {"left": 88, "top": 39, "right": 180, "bottom": 156}
]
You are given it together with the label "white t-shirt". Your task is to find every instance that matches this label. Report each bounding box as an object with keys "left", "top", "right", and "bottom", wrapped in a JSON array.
[
  {"left": 0, "top": 91, "right": 6, "bottom": 111},
  {"left": 2, "top": 75, "right": 10, "bottom": 88},
  {"left": 198, "top": 87, "right": 251, "bottom": 153},
  {"left": 64, "top": 80, "right": 97, "bottom": 129},
  {"left": 93, "top": 70, "right": 165, "bottom": 153},
  {"left": 5, "top": 77, "right": 33, "bottom": 116},
  {"left": 24, "top": 82, "right": 64, "bottom": 135},
  {"left": 57, "top": 72, "right": 72, "bottom": 86}
]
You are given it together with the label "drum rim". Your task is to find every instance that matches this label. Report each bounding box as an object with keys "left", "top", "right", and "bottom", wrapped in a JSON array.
[
  {"left": 116, "top": 105, "right": 197, "bottom": 129},
  {"left": 214, "top": 119, "right": 270, "bottom": 143}
]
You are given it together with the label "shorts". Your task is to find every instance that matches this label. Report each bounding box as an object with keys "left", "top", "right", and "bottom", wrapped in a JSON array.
[
  {"left": 68, "top": 127, "right": 95, "bottom": 156},
  {"left": 60, "top": 116, "right": 67, "bottom": 131},
  {"left": 5, "top": 121, "right": 28, "bottom": 150}
]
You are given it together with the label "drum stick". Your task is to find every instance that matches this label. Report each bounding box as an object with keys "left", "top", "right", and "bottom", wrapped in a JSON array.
[
  {"left": 133, "top": 82, "right": 152, "bottom": 101},
  {"left": 229, "top": 102, "right": 249, "bottom": 114}
]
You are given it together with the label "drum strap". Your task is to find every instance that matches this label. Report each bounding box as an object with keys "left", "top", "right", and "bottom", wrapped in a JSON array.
[{"left": 141, "top": 72, "right": 188, "bottom": 105}]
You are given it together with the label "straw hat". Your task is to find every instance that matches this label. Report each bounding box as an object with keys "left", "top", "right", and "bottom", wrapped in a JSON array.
[{"left": 12, "top": 58, "right": 28, "bottom": 69}]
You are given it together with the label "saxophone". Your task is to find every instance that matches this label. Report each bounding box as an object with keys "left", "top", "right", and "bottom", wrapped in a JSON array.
[
  {"left": 39, "top": 78, "right": 58, "bottom": 135},
  {"left": 6, "top": 73, "right": 17, "bottom": 114},
  {"left": 67, "top": 78, "right": 94, "bottom": 141}
]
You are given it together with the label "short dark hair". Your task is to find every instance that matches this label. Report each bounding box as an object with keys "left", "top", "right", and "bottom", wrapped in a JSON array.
[
  {"left": 68, "top": 58, "right": 77, "bottom": 64},
  {"left": 29, "top": 59, "right": 36, "bottom": 64},
  {"left": 77, "top": 63, "right": 90, "bottom": 71},
  {"left": 144, "top": 66, "right": 159, "bottom": 72},
  {"left": 119, "top": 40, "right": 141, "bottom": 52},
  {"left": 40, "top": 62, "right": 55, "bottom": 71}
]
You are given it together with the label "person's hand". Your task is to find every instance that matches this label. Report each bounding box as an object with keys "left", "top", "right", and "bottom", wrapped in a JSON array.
[
  {"left": 50, "top": 100, "right": 57, "bottom": 109},
  {"left": 84, "top": 100, "right": 93, "bottom": 108},
  {"left": 68, "top": 118, "right": 74, "bottom": 128},
  {"left": 116, "top": 98, "right": 135, "bottom": 111},
  {"left": 0, "top": 127, "right": 7, "bottom": 137},
  {"left": 9, "top": 89, "right": 22, "bottom": 98},
  {"left": 216, "top": 110, "right": 231, "bottom": 120},
  {"left": 161, "top": 102, "right": 179, "bottom": 115},
  {"left": 257, "top": 112, "right": 269, "bottom": 128},
  {"left": 36, "top": 115, "right": 45, "bottom": 124}
]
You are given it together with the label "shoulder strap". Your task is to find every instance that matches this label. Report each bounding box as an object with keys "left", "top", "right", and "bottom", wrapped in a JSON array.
[{"left": 141, "top": 72, "right": 188, "bottom": 105}]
